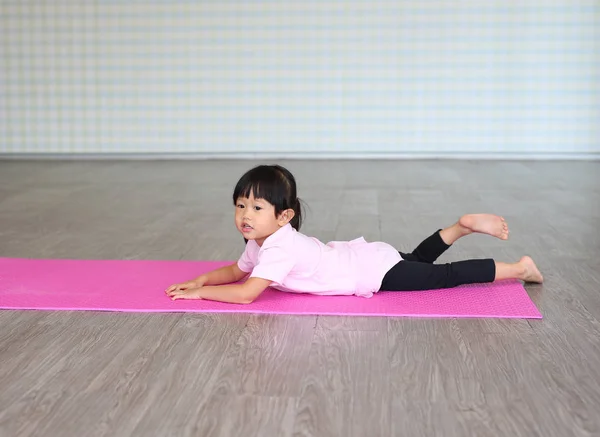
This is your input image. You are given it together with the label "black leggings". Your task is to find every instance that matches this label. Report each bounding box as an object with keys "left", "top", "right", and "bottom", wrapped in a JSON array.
[{"left": 379, "top": 230, "right": 496, "bottom": 291}]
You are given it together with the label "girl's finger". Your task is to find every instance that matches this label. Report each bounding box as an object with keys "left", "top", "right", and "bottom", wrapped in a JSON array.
[
  {"left": 171, "top": 290, "right": 202, "bottom": 301},
  {"left": 172, "top": 292, "right": 190, "bottom": 300}
]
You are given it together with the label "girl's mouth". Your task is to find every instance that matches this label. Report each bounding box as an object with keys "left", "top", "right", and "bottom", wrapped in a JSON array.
[{"left": 242, "top": 224, "right": 253, "bottom": 233}]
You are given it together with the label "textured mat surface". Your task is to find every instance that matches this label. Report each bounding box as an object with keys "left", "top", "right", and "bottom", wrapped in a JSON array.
[{"left": 0, "top": 258, "right": 542, "bottom": 318}]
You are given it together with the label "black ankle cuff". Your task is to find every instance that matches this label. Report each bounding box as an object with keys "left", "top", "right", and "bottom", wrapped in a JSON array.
[{"left": 436, "top": 229, "right": 452, "bottom": 248}]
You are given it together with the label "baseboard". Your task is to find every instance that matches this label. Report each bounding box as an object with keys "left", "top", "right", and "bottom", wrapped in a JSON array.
[{"left": 0, "top": 151, "right": 599, "bottom": 161}]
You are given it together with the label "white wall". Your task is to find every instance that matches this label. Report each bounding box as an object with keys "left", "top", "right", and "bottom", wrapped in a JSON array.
[{"left": 1, "top": 1, "right": 599, "bottom": 157}]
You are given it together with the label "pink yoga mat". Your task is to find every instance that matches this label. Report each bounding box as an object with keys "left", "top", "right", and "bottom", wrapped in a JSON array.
[{"left": 0, "top": 258, "right": 541, "bottom": 318}]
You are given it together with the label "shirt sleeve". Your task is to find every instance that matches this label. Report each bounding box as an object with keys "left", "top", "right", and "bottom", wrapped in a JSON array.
[
  {"left": 249, "top": 246, "right": 295, "bottom": 284},
  {"left": 237, "top": 241, "right": 257, "bottom": 273}
]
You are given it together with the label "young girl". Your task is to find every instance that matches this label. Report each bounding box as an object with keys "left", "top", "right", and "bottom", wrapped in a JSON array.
[{"left": 166, "top": 165, "right": 543, "bottom": 304}]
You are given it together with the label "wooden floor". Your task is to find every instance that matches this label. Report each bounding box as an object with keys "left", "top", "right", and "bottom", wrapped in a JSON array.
[{"left": 0, "top": 159, "right": 599, "bottom": 437}]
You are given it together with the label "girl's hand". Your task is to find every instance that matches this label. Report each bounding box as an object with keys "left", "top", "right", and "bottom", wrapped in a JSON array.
[
  {"left": 165, "top": 280, "right": 199, "bottom": 294},
  {"left": 166, "top": 286, "right": 204, "bottom": 301}
]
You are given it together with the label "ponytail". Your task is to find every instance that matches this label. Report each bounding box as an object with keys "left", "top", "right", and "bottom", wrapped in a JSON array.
[{"left": 290, "top": 197, "right": 303, "bottom": 231}]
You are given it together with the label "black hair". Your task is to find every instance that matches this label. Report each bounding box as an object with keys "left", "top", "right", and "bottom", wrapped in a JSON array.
[{"left": 233, "top": 164, "right": 303, "bottom": 233}]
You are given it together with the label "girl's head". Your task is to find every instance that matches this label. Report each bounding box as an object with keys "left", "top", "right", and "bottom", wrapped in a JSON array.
[{"left": 233, "top": 165, "right": 303, "bottom": 245}]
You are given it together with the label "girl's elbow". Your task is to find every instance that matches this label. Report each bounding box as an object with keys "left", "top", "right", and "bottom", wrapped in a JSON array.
[
  {"left": 235, "top": 290, "right": 252, "bottom": 304},
  {"left": 239, "top": 295, "right": 256, "bottom": 305},
  {"left": 238, "top": 290, "right": 262, "bottom": 304}
]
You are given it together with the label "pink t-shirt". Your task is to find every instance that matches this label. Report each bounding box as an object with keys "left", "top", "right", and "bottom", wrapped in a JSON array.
[{"left": 237, "top": 224, "right": 402, "bottom": 298}]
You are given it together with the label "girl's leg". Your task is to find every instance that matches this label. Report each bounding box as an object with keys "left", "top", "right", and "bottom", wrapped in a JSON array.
[
  {"left": 402, "top": 214, "right": 509, "bottom": 264},
  {"left": 380, "top": 258, "right": 495, "bottom": 291},
  {"left": 400, "top": 230, "right": 450, "bottom": 263},
  {"left": 379, "top": 256, "right": 542, "bottom": 292},
  {"left": 439, "top": 214, "right": 509, "bottom": 245}
]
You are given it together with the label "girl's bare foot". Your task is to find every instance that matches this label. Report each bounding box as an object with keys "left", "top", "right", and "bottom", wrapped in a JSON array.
[
  {"left": 519, "top": 256, "right": 544, "bottom": 283},
  {"left": 494, "top": 256, "right": 543, "bottom": 283},
  {"left": 458, "top": 214, "right": 509, "bottom": 240}
]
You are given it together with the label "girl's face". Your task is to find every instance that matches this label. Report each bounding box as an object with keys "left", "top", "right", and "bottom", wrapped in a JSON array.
[{"left": 234, "top": 193, "right": 294, "bottom": 246}]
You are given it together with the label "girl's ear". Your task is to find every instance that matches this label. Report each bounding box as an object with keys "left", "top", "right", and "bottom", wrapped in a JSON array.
[{"left": 278, "top": 208, "right": 296, "bottom": 226}]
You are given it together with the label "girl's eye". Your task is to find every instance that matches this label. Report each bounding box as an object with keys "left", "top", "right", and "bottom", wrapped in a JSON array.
[
  {"left": 254, "top": 206, "right": 262, "bottom": 211},
  {"left": 237, "top": 204, "right": 244, "bottom": 209}
]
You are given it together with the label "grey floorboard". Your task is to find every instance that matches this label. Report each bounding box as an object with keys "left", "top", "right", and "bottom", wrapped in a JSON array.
[{"left": 292, "top": 328, "right": 390, "bottom": 437}]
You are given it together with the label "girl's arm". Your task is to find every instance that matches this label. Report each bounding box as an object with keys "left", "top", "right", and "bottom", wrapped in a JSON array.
[
  {"left": 166, "top": 263, "right": 248, "bottom": 294},
  {"left": 196, "top": 262, "right": 249, "bottom": 286},
  {"left": 167, "top": 277, "right": 271, "bottom": 304}
]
